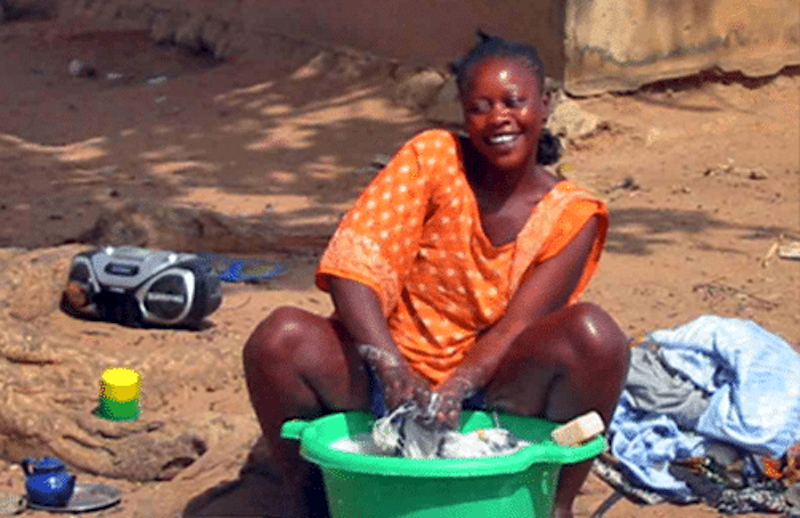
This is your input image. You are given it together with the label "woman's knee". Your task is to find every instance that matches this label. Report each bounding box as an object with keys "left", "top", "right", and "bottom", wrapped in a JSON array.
[
  {"left": 564, "top": 302, "right": 629, "bottom": 375},
  {"left": 243, "top": 306, "right": 315, "bottom": 366}
]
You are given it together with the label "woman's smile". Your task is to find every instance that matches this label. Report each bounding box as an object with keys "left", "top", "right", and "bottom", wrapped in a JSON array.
[{"left": 486, "top": 132, "right": 522, "bottom": 149}]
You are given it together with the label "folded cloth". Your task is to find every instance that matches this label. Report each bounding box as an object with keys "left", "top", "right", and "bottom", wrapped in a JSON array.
[
  {"left": 609, "top": 395, "right": 705, "bottom": 501},
  {"left": 715, "top": 481, "right": 792, "bottom": 515},
  {"left": 626, "top": 346, "right": 710, "bottom": 429},
  {"left": 592, "top": 457, "right": 669, "bottom": 506}
]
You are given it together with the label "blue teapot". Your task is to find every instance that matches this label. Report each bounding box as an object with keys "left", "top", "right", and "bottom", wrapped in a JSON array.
[{"left": 21, "top": 457, "right": 76, "bottom": 507}]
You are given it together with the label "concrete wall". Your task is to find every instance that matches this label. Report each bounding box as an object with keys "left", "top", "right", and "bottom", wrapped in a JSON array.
[
  {"left": 565, "top": 0, "right": 800, "bottom": 95},
  {"left": 57, "top": 0, "right": 800, "bottom": 95}
]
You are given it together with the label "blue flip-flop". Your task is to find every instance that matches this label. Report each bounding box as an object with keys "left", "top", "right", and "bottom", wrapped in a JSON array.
[{"left": 218, "top": 260, "right": 287, "bottom": 283}]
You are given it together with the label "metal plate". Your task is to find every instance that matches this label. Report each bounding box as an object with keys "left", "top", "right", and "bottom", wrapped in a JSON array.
[{"left": 27, "top": 483, "right": 121, "bottom": 513}]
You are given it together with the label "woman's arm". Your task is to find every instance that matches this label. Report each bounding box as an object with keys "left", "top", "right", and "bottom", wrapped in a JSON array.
[
  {"left": 330, "top": 277, "right": 431, "bottom": 411},
  {"left": 330, "top": 277, "right": 396, "bottom": 354},
  {"left": 433, "top": 216, "right": 601, "bottom": 426}
]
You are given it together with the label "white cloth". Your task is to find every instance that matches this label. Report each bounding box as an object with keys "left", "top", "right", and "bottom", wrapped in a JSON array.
[{"left": 370, "top": 402, "right": 530, "bottom": 459}]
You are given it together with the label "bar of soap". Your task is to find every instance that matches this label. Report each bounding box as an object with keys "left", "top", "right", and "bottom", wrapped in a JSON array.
[{"left": 551, "top": 411, "right": 605, "bottom": 446}]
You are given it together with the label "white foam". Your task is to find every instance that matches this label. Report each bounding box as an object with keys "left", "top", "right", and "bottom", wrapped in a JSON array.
[
  {"left": 330, "top": 429, "right": 531, "bottom": 459},
  {"left": 330, "top": 433, "right": 390, "bottom": 456}
]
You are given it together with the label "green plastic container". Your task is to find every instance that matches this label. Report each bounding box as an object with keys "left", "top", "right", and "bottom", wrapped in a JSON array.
[
  {"left": 281, "top": 411, "right": 605, "bottom": 518},
  {"left": 96, "top": 396, "right": 140, "bottom": 421}
]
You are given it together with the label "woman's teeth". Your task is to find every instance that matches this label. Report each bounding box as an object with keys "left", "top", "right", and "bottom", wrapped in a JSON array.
[{"left": 489, "top": 134, "right": 517, "bottom": 145}]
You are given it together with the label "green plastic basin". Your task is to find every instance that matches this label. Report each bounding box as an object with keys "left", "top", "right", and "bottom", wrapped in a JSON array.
[{"left": 281, "top": 411, "right": 605, "bottom": 518}]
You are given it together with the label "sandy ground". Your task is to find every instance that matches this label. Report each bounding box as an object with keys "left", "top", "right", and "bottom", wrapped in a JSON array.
[{"left": 0, "top": 13, "right": 798, "bottom": 518}]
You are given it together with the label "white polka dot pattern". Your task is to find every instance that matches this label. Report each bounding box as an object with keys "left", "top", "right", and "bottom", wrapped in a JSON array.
[{"left": 316, "top": 129, "right": 608, "bottom": 386}]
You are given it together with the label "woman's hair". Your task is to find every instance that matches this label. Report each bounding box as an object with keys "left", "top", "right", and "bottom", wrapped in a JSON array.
[
  {"left": 450, "top": 31, "right": 562, "bottom": 166},
  {"left": 536, "top": 129, "right": 562, "bottom": 166},
  {"left": 450, "top": 30, "right": 546, "bottom": 93}
]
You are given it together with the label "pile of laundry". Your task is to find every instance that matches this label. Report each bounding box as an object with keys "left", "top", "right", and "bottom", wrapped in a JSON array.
[{"left": 597, "top": 316, "right": 800, "bottom": 516}]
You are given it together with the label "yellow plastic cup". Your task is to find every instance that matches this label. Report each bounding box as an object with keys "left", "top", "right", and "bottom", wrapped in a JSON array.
[{"left": 98, "top": 368, "right": 141, "bottom": 421}]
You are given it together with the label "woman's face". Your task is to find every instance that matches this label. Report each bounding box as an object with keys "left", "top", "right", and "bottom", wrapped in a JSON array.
[{"left": 460, "top": 56, "right": 549, "bottom": 174}]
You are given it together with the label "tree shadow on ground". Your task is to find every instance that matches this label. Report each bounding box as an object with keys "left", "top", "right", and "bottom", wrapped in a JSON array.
[
  {"left": 182, "top": 433, "right": 329, "bottom": 517},
  {"left": 0, "top": 27, "right": 427, "bottom": 263},
  {"left": 606, "top": 207, "right": 794, "bottom": 256},
  {"left": 182, "top": 471, "right": 290, "bottom": 517}
]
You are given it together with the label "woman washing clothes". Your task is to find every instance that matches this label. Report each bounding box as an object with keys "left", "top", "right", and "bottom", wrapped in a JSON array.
[{"left": 243, "top": 32, "right": 630, "bottom": 518}]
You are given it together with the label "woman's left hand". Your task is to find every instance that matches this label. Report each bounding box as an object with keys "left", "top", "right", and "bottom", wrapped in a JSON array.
[{"left": 429, "top": 376, "right": 479, "bottom": 430}]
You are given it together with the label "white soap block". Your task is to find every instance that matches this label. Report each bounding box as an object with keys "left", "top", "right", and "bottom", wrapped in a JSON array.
[{"left": 551, "top": 411, "right": 605, "bottom": 446}]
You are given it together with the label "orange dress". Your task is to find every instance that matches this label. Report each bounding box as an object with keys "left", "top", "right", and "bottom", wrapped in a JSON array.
[{"left": 316, "top": 129, "right": 608, "bottom": 387}]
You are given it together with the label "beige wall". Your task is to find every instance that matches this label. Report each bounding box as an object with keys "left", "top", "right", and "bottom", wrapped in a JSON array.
[
  {"left": 59, "top": 0, "right": 800, "bottom": 95},
  {"left": 565, "top": 0, "right": 800, "bottom": 95}
]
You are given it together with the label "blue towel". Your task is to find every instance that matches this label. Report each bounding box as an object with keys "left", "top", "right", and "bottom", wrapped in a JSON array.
[
  {"left": 653, "top": 315, "right": 800, "bottom": 457},
  {"left": 610, "top": 394, "right": 705, "bottom": 501}
]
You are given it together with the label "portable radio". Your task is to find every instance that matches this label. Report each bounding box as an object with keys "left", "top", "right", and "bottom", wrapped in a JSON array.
[{"left": 63, "top": 246, "right": 222, "bottom": 329}]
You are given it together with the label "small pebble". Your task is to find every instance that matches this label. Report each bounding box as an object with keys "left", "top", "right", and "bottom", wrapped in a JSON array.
[
  {"left": 147, "top": 76, "right": 168, "bottom": 86},
  {"left": 68, "top": 59, "right": 96, "bottom": 78}
]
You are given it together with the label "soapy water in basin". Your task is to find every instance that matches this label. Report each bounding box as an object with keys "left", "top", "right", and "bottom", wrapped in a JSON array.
[
  {"left": 331, "top": 429, "right": 532, "bottom": 459},
  {"left": 330, "top": 402, "right": 533, "bottom": 459}
]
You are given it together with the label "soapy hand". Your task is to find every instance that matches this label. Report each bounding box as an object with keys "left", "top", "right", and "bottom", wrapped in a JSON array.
[
  {"left": 357, "top": 344, "right": 432, "bottom": 412},
  {"left": 429, "top": 376, "right": 478, "bottom": 430},
  {"left": 381, "top": 364, "right": 432, "bottom": 412}
]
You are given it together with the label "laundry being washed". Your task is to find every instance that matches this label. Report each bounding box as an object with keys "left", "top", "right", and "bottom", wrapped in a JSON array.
[
  {"left": 332, "top": 401, "right": 531, "bottom": 459},
  {"left": 373, "top": 401, "right": 533, "bottom": 459}
]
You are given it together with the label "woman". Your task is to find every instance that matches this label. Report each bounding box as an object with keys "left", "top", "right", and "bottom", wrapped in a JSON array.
[{"left": 243, "top": 33, "right": 630, "bottom": 518}]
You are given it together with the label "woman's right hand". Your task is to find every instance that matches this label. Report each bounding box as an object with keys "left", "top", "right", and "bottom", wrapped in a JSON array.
[
  {"left": 379, "top": 363, "right": 432, "bottom": 412},
  {"left": 330, "top": 278, "right": 433, "bottom": 412},
  {"left": 357, "top": 344, "right": 431, "bottom": 412}
]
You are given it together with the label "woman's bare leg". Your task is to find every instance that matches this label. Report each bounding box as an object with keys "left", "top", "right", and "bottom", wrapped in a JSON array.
[
  {"left": 242, "top": 307, "right": 370, "bottom": 517},
  {"left": 485, "top": 302, "right": 629, "bottom": 518}
]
